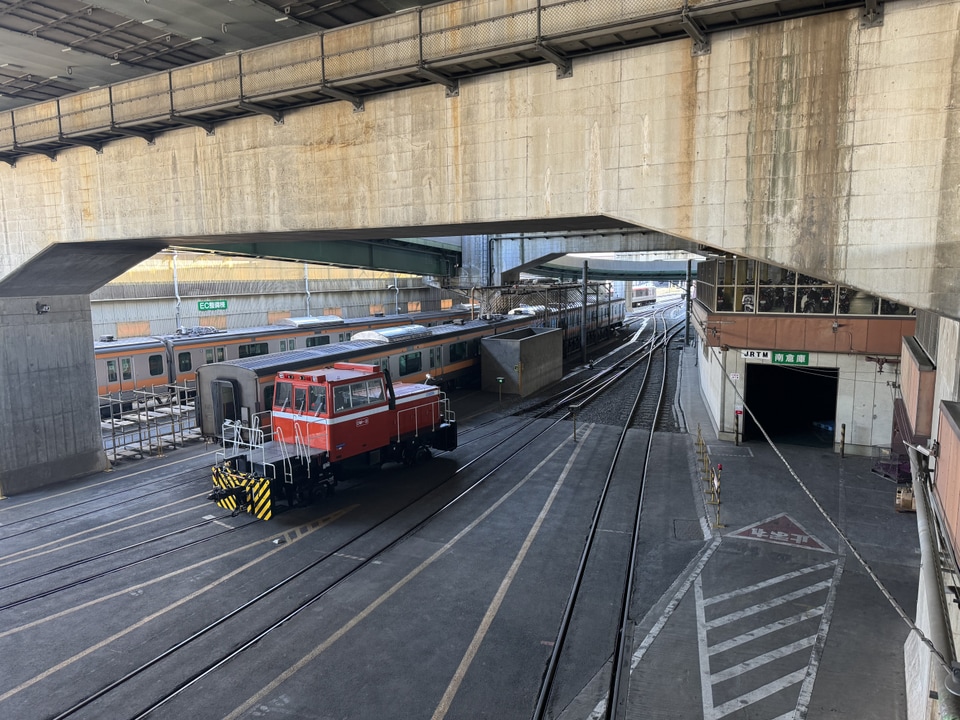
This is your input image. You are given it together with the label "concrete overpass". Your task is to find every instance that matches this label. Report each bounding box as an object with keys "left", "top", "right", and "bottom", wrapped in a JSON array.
[{"left": 1, "top": 0, "right": 958, "bottom": 494}]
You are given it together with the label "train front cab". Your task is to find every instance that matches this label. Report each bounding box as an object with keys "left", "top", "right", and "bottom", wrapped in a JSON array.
[{"left": 210, "top": 363, "right": 457, "bottom": 519}]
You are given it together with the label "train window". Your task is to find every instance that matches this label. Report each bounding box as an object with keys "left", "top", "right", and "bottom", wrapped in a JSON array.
[
  {"left": 121, "top": 357, "right": 133, "bottom": 381},
  {"left": 264, "top": 384, "right": 275, "bottom": 414},
  {"left": 450, "top": 342, "right": 467, "bottom": 363},
  {"left": 149, "top": 355, "right": 164, "bottom": 376},
  {"left": 429, "top": 348, "right": 437, "bottom": 369},
  {"left": 289, "top": 339, "right": 296, "bottom": 350},
  {"left": 239, "top": 342, "right": 269, "bottom": 358},
  {"left": 366, "top": 380, "right": 384, "bottom": 402},
  {"left": 274, "top": 382, "right": 293, "bottom": 411},
  {"left": 350, "top": 382, "right": 369, "bottom": 408},
  {"left": 294, "top": 387, "right": 307, "bottom": 413},
  {"left": 306, "top": 335, "right": 330, "bottom": 347},
  {"left": 204, "top": 347, "right": 226, "bottom": 364},
  {"left": 334, "top": 385, "right": 352, "bottom": 412},
  {"left": 106, "top": 359, "right": 118, "bottom": 383},
  {"left": 399, "top": 352, "right": 422, "bottom": 375},
  {"left": 178, "top": 352, "right": 192, "bottom": 372},
  {"left": 280, "top": 340, "right": 287, "bottom": 352},
  {"left": 338, "top": 332, "right": 352, "bottom": 342},
  {"left": 309, "top": 385, "right": 326, "bottom": 414}
]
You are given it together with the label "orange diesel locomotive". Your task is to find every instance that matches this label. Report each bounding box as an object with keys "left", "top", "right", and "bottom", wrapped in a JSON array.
[{"left": 210, "top": 363, "right": 456, "bottom": 519}]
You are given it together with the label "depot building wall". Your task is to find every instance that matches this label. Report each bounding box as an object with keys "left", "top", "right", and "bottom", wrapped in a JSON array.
[{"left": 697, "top": 338, "right": 895, "bottom": 455}]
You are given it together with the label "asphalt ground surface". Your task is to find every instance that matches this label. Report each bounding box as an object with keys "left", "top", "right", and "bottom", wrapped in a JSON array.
[{"left": 0, "top": 342, "right": 919, "bottom": 720}]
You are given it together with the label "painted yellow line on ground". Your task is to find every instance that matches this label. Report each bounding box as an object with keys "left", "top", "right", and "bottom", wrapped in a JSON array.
[
  {"left": 0, "top": 505, "right": 357, "bottom": 704},
  {"left": 224, "top": 425, "right": 593, "bottom": 720},
  {"left": 432, "top": 425, "right": 594, "bottom": 720},
  {"left": 0, "top": 494, "right": 211, "bottom": 567}
]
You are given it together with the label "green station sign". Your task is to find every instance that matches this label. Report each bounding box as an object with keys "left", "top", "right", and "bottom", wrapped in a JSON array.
[
  {"left": 198, "top": 299, "right": 228, "bottom": 312},
  {"left": 771, "top": 351, "right": 809, "bottom": 366}
]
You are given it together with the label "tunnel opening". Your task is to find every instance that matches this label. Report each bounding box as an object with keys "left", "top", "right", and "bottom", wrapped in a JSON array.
[{"left": 742, "top": 364, "right": 839, "bottom": 447}]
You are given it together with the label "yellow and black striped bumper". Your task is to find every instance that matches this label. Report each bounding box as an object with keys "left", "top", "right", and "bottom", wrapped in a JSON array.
[{"left": 211, "top": 465, "right": 273, "bottom": 521}]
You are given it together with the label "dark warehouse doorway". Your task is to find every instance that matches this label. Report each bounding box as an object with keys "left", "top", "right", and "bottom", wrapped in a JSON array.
[{"left": 742, "top": 364, "right": 839, "bottom": 446}]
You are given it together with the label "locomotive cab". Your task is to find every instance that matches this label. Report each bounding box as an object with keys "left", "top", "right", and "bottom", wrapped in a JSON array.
[{"left": 210, "top": 362, "right": 457, "bottom": 519}]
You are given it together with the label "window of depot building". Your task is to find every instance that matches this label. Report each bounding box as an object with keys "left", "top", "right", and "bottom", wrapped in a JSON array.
[
  {"left": 399, "top": 352, "right": 422, "bottom": 376},
  {"left": 178, "top": 352, "right": 192, "bottom": 372},
  {"left": 306, "top": 335, "right": 330, "bottom": 347},
  {"left": 697, "top": 258, "right": 914, "bottom": 317},
  {"left": 205, "top": 346, "right": 225, "bottom": 364},
  {"left": 239, "top": 342, "right": 269, "bottom": 358},
  {"left": 149, "top": 354, "right": 164, "bottom": 376}
]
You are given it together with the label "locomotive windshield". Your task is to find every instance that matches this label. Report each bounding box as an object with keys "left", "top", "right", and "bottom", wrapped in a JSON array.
[{"left": 274, "top": 381, "right": 293, "bottom": 411}]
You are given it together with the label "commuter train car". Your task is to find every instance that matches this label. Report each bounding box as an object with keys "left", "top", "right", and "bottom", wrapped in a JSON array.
[
  {"left": 632, "top": 285, "right": 657, "bottom": 307},
  {"left": 197, "top": 318, "right": 524, "bottom": 439},
  {"left": 94, "top": 308, "right": 472, "bottom": 409},
  {"left": 210, "top": 363, "right": 457, "bottom": 519},
  {"left": 197, "top": 296, "right": 625, "bottom": 442}
]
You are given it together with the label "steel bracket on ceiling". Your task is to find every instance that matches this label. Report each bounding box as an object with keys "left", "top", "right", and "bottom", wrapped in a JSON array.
[
  {"left": 111, "top": 124, "right": 155, "bottom": 144},
  {"left": 173, "top": 115, "right": 215, "bottom": 135},
  {"left": 0, "top": 154, "right": 16, "bottom": 167},
  {"left": 536, "top": 42, "right": 572, "bottom": 79},
  {"left": 860, "top": 0, "right": 884, "bottom": 28},
  {"left": 416, "top": 65, "right": 459, "bottom": 98},
  {"left": 239, "top": 101, "right": 284, "bottom": 123},
  {"left": 319, "top": 85, "right": 364, "bottom": 112},
  {"left": 60, "top": 135, "right": 102, "bottom": 153},
  {"left": 13, "top": 143, "right": 57, "bottom": 161},
  {"left": 680, "top": 11, "right": 711, "bottom": 56}
]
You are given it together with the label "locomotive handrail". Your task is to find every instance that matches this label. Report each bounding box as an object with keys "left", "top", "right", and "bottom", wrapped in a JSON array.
[{"left": 273, "top": 425, "right": 295, "bottom": 485}]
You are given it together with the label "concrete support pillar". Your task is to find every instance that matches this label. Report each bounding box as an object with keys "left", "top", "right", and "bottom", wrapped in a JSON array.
[{"left": 0, "top": 296, "right": 108, "bottom": 495}]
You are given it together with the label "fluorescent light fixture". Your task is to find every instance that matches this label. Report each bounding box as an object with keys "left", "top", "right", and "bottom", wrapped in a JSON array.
[
  {"left": 143, "top": 18, "right": 167, "bottom": 28},
  {"left": 191, "top": 36, "right": 214, "bottom": 45}
]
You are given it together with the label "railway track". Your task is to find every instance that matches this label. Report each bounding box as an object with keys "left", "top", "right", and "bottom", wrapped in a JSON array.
[
  {"left": 1, "top": 301, "right": 698, "bottom": 720},
  {"left": 532, "top": 311, "right": 687, "bottom": 720}
]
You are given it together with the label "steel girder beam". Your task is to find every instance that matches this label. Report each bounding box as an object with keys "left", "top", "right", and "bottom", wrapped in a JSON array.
[{"left": 177, "top": 238, "right": 460, "bottom": 277}]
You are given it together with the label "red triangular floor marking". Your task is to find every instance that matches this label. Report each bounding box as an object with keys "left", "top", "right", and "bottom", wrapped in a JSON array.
[{"left": 728, "top": 513, "right": 833, "bottom": 553}]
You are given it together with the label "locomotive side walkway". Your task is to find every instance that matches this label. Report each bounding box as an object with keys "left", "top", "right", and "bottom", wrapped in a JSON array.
[{"left": 555, "top": 345, "right": 921, "bottom": 720}]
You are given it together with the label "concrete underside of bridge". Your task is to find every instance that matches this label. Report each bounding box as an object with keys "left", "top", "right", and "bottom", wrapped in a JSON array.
[{"left": 0, "top": 0, "right": 957, "bottom": 493}]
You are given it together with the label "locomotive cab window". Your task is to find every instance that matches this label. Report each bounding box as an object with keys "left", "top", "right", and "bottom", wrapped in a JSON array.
[
  {"left": 334, "top": 385, "right": 352, "bottom": 412},
  {"left": 274, "top": 381, "right": 293, "bottom": 411},
  {"left": 294, "top": 387, "right": 307, "bottom": 413},
  {"left": 309, "top": 385, "right": 326, "bottom": 414}
]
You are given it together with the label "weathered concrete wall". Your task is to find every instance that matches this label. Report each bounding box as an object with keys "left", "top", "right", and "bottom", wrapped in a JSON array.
[
  {"left": 0, "top": 0, "right": 957, "bottom": 318},
  {"left": 0, "top": 296, "right": 108, "bottom": 495}
]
